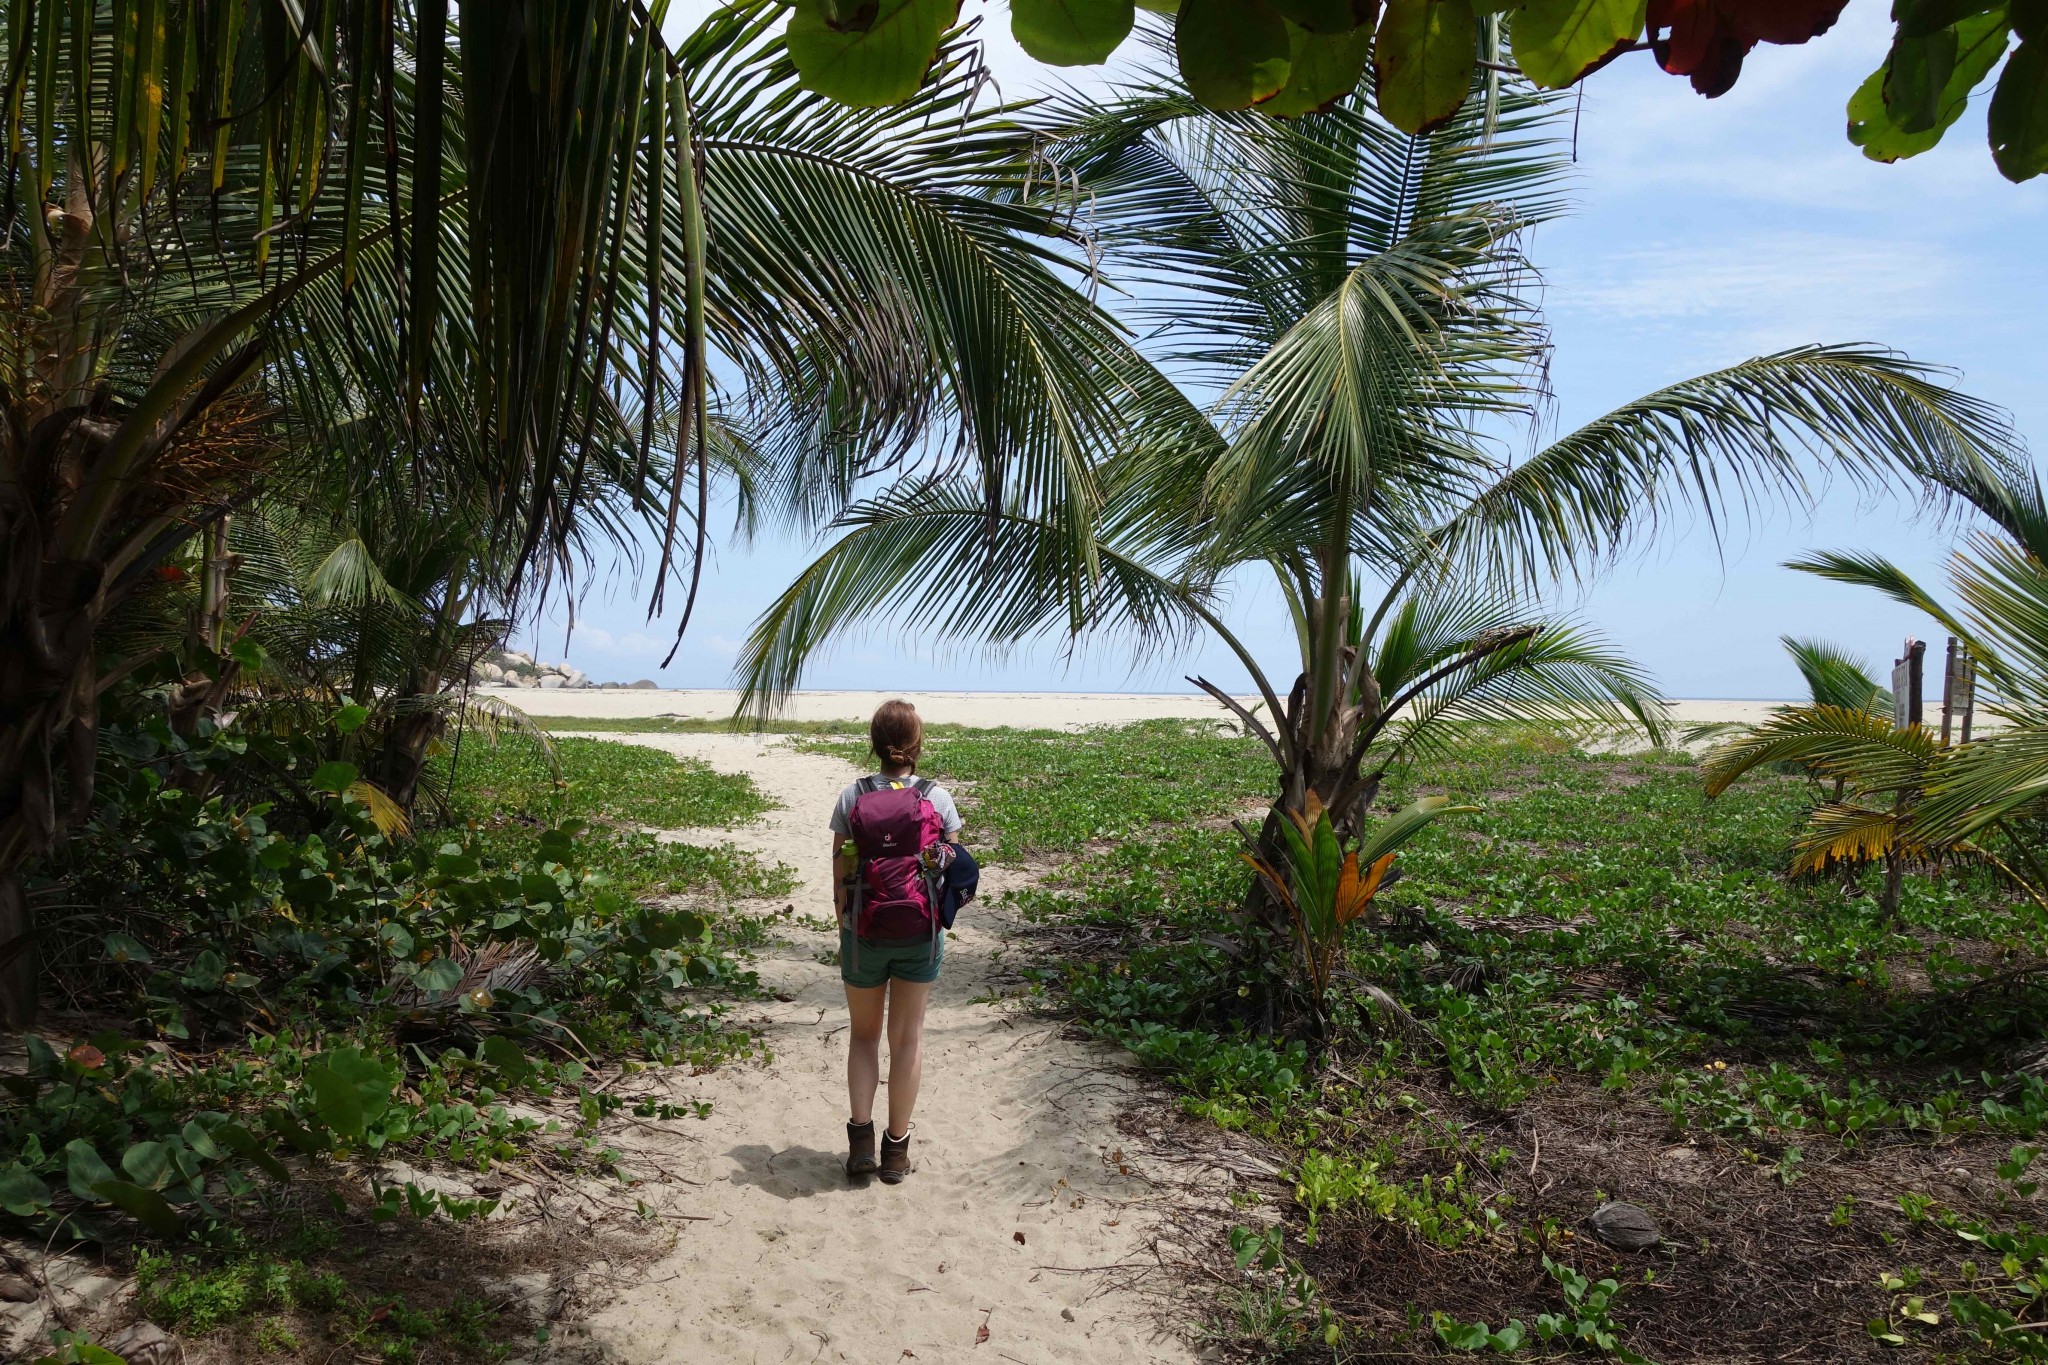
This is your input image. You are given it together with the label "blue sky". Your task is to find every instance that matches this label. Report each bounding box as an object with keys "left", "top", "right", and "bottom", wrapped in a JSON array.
[{"left": 517, "top": 2, "right": 2045, "bottom": 700}]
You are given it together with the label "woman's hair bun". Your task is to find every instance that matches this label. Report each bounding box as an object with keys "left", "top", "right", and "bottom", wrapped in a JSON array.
[{"left": 870, "top": 700, "right": 924, "bottom": 770}]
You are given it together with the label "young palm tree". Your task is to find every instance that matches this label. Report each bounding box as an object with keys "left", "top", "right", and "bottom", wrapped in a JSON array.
[
  {"left": 1704, "top": 450, "right": 2048, "bottom": 917},
  {"left": 735, "top": 67, "right": 2018, "bottom": 927}
]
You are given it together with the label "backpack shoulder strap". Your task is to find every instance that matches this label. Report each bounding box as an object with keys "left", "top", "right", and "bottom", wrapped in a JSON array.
[{"left": 910, "top": 777, "right": 934, "bottom": 797}]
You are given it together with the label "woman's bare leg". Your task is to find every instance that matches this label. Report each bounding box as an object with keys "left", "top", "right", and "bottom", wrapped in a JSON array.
[
  {"left": 844, "top": 982, "right": 887, "bottom": 1124},
  {"left": 882, "top": 978, "right": 934, "bottom": 1138}
]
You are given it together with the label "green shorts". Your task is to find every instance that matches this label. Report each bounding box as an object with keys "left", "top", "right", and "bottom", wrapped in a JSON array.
[{"left": 839, "top": 924, "right": 944, "bottom": 988}]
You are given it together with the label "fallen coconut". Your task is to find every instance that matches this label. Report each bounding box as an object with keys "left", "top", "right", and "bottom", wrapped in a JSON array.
[{"left": 1587, "top": 1201, "right": 1660, "bottom": 1251}]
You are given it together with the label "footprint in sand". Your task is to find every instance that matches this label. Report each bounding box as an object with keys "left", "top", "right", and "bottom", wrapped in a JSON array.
[{"left": 543, "top": 733, "right": 1204, "bottom": 1365}]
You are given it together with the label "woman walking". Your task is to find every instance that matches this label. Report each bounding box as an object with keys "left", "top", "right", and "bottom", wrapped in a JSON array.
[{"left": 830, "top": 700, "right": 966, "bottom": 1183}]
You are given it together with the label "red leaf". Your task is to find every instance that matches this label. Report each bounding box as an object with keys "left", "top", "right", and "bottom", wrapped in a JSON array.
[
  {"left": 1729, "top": 0, "right": 1850, "bottom": 46},
  {"left": 1648, "top": 0, "right": 1850, "bottom": 97},
  {"left": 975, "top": 1323, "right": 990, "bottom": 1345},
  {"left": 154, "top": 564, "right": 187, "bottom": 582}
]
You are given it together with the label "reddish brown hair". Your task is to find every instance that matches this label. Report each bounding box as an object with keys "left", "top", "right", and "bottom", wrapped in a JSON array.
[{"left": 869, "top": 699, "right": 923, "bottom": 771}]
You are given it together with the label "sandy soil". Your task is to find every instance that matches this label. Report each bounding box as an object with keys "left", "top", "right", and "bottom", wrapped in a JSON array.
[
  {"left": 551, "top": 733, "right": 1204, "bottom": 1365},
  {"left": 483, "top": 687, "right": 1797, "bottom": 732}
]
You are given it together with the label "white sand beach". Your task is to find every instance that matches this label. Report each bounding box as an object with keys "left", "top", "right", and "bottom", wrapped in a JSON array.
[{"left": 481, "top": 687, "right": 1798, "bottom": 732}]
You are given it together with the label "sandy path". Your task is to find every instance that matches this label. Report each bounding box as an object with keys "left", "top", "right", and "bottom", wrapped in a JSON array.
[{"left": 555, "top": 734, "right": 1202, "bottom": 1365}]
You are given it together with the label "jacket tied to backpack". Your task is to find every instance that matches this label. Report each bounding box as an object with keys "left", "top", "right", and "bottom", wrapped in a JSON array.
[{"left": 840, "top": 776, "right": 977, "bottom": 968}]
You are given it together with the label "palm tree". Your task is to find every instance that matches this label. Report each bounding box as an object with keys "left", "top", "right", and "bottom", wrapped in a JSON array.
[
  {"left": 1684, "top": 635, "right": 1891, "bottom": 752},
  {"left": 1695, "top": 636, "right": 1913, "bottom": 908},
  {"left": 0, "top": 5, "right": 1175, "bottom": 1026},
  {"left": 734, "top": 66, "right": 2018, "bottom": 957},
  {"left": 0, "top": 1, "right": 711, "bottom": 1026},
  {"left": 1703, "top": 450, "right": 2048, "bottom": 918}
]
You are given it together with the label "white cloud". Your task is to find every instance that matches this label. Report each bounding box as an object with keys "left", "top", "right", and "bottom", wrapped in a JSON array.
[{"left": 1558, "top": 232, "right": 1964, "bottom": 359}]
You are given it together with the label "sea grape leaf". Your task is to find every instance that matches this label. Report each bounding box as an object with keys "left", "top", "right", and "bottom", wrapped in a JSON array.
[
  {"left": 787, "top": 0, "right": 957, "bottom": 106},
  {"left": 1990, "top": 37, "right": 2048, "bottom": 179},
  {"left": 1177, "top": 0, "right": 1293, "bottom": 108},
  {"left": 1011, "top": 0, "right": 1134, "bottom": 64},
  {"left": 1885, "top": 25, "right": 1963, "bottom": 132},
  {"left": 412, "top": 957, "right": 463, "bottom": 995},
  {"left": 639, "top": 908, "right": 706, "bottom": 949},
  {"left": 0, "top": 1163, "right": 51, "bottom": 1216},
  {"left": 264, "top": 1106, "right": 329, "bottom": 1156},
  {"left": 180, "top": 1120, "right": 223, "bottom": 1162},
  {"left": 228, "top": 638, "right": 268, "bottom": 672},
  {"left": 104, "top": 932, "right": 152, "bottom": 965},
  {"left": 1262, "top": 0, "right": 1376, "bottom": 34},
  {"left": 305, "top": 1065, "right": 366, "bottom": 1141},
  {"left": 1723, "top": 0, "right": 1852, "bottom": 44},
  {"left": 1374, "top": 0, "right": 1477, "bottom": 132},
  {"left": 379, "top": 921, "right": 415, "bottom": 959},
  {"left": 322, "top": 1048, "right": 400, "bottom": 1123},
  {"left": 214, "top": 1121, "right": 291, "bottom": 1182},
  {"left": 64, "top": 1141, "right": 115, "bottom": 1202},
  {"left": 93, "top": 1180, "right": 184, "bottom": 1239},
  {"left": 1650, "top": 0, "right": 1852, "bottom": 96},
  {"left": 308, "top": 760, "right": 358, "bottom": 795},
  {"left": 1513, "top": 0, "right": 1645, "bottom": 89},
  {"left": 1849, "top": 11, "right": 2010, "bottom": 161},
  {"left": 181, "top": 949, "right": 225, "bottom": 990},
  {"left": 1263, "top": 18, "right": 1376, "bottom": 113},
  {"left": 480, "top": 1035, "right": 530, "bottom": 1081},
  {"left": 23, "top": 1034, "right": 57, "bottom": 1075},
  {"left": 121, "top": 1141, "right": 173, "bottom": 1190},
  {"left": 1897, "top": 0, "right": 2004, "bottom": 38},
  {"left": 1892, "top": 0, "right": 2007, "bottom": 37}
]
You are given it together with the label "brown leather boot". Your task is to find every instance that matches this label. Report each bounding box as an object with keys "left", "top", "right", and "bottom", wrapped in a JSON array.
[
  {"left": 879, "top": 1128, "right": 912, "bottom": 1184},
  {"left": 846, "top": 1120, "right": 878, "bottom": 1178}
]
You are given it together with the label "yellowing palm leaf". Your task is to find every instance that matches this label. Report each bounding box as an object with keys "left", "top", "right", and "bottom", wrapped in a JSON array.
[
  {"left": 1332, "top": 851, "right": 1397, "bottom": 926},
  {"left": 345, "top": 780, "right": 412, "bottom": 840}
]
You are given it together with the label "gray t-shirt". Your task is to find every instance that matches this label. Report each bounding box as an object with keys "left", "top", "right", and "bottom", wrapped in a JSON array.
[{"left": 829, "top": 776, "right": 962, "bottom": 839}]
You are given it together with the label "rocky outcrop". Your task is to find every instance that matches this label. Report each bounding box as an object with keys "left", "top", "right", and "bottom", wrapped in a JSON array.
[
  {"left": 470, "top": 649, "right": 593, "bottom": 690},
  {"left": 467, "top": 651, "right": 666, "bottom": 690}
]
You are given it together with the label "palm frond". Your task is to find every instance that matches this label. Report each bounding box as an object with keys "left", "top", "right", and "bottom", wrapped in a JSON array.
[
  {"left": 1783, "top": 636, "right": 1889, "bottom": 713},
  {"left": 1434, "top": 346, "right": 2021, "bottom": 591},
  {"left": 734, "top": 481, "right": 1208, "bottom": 718},
  {"left": 1788, "top": 802, "right": 1917, "bottom": 877},
  {"left": 1700, "top": 704, "right": 1939, "bottom": 799}
]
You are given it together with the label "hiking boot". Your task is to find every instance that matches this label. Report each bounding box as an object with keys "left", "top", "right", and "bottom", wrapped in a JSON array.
[
  {"left": 879, "top": 1128, "right": 912, "bottom": 1184},
  {"left": 846, "top": 1120, "right": 879, "bottom": 1178}
]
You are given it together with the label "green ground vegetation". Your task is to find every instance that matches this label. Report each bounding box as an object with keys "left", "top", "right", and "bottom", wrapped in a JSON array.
[
  {"left": 7, "top": 731, "right": 787, "bottom": 1360},
  {"left": 897, "top": 719, "right": 2048, "bottom": 1363},
  {"left": 442, "top": 735, "right": 773, "bottom": 830}
]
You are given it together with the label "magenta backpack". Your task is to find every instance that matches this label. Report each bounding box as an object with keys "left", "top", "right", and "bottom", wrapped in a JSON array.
[{"left": 844, "top": 776, "right": 947, "bottom": 962}]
